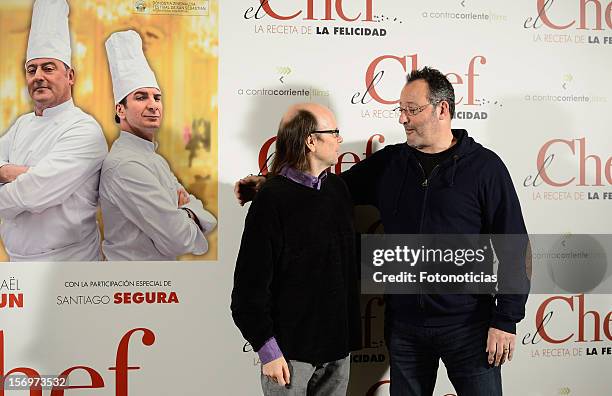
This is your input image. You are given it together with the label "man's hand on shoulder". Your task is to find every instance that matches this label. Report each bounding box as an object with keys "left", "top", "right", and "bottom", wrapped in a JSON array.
[
  {"left": 486, "top": 327, "right": 516, "bottom": 367},
  {"left": 234, "top": 175, "right": 266, "bottom": 206},
  {"left": 177, "top": 187, "right": 190, "bottom": 207},
  {"left": 262, "top": 356, "right": 291, "bottom": 386},
  {"left": 0, "top": 165, "right": 29, "bottom": 183}
]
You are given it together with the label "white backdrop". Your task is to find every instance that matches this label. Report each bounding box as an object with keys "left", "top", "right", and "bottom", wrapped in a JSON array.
[{"left": 1, "top": 1, "right": 611, "bottom": 395}]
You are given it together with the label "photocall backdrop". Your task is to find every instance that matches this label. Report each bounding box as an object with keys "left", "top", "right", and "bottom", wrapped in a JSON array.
[{"left": 1, "top": 1, "right": 611, "bottom": 395}]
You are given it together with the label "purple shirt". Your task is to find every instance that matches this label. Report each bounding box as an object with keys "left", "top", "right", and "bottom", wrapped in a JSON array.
[
  {"left": 279, "top": 166, "right": 327, "bottom": 190},
  {"left": 257, "top": 167, "right": 327, "bottom": 364}
]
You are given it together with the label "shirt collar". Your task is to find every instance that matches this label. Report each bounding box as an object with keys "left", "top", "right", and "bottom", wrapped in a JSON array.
[
  {"left": 117, "top": 130, "right": 157, "bottom": 153},
  {"left": 39, "top": 98, "right": 74, "bottom": 118},
  {"left": 279, "top": 167, "right": 327, "bottom": 190}
]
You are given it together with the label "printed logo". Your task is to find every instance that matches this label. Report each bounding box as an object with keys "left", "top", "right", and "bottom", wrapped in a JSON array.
[
  {"left": 244, "top": 0, "right": 393, "bottom": 38},
  {"left": 420, "top": 0, "right": 508, "bottom": 24},
  {"left": 522, "top": 294, "right": 612, "bottom": 359},
  {"left": 523, "top": 137, "right": 612, "bottom": 202},
  {"left": 351, "top": 53, "right": 498, "bottom": 122},
  {"left": 523, "top": 0, "right": 612, "bottom": 46},
  {"left": 135, "top": 0, "right": 147, "bottom": 12}
]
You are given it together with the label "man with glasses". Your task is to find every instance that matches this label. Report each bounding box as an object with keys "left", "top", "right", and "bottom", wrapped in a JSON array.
[
  {"left": 235, "top": 67, "right": 528, "bottom": 395},
  {"left": 231, "top": 103, "right": 361, "bottom": 395}
]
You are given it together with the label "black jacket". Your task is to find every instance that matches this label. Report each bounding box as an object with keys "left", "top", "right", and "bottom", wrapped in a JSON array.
[
  {"left": 231, "top": 174, "right": 362, "bottom": 364},
  {"left": 342, "top": 129, "right": 529, "bottom": 333}
]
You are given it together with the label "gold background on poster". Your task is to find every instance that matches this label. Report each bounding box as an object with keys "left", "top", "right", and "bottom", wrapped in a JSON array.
[{"left": 0, "top": 0, "right": 218, "bottom": 261}]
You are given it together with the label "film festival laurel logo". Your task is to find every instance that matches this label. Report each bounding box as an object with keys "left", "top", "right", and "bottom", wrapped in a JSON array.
[
  {"left": 132, "top": 0, "right": 210, "bottom": 16},
  {"left": 523, "top": 0, "right": 612, "bottom": 46},
  {"left": 135, "top": 0, "right": 147, "bottom": 12},
  {"left": 523, "top": 137, "right": 612, "bottom": 202},
  {"left": 351, "top": 54, "right": 500, "bottom": 123},
  {"left": 243, "top": 0, "right": 396, "bottom": 38}
]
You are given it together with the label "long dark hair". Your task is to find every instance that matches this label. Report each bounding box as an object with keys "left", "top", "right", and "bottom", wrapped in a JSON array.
[{"left": 269, "top": 109, "right": 317, "bottom": 176}]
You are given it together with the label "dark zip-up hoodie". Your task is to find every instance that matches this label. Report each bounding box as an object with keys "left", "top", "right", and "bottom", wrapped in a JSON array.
[{"left": 342, "top": 129, "right": 528, "bottom": 333}]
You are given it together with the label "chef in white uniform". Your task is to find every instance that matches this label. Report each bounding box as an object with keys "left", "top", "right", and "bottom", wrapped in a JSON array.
[
  {"left": 100, "top": 30, "right": 216, "bottom": 261},
  {"left": 0, "top": 0, "right": 108, "bottom": 261}
]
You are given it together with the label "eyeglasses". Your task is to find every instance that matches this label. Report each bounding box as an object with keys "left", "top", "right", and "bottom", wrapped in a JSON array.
[
  {"left": 312, "top": 129, "right": 341, "bottom": 138},
  {"left": 395, "top": 101, "right": 440, "bottom": 117}
]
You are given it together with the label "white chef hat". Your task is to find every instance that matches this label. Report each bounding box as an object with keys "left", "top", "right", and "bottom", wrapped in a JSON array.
[
  {"left": 105, "top": 30, "right": 160, "bottom": 104},
  {"left": 26, "top": 0, "right": 72, "bottom": 67}
]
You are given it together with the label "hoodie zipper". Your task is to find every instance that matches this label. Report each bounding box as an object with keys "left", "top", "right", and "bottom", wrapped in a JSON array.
[
  {"left": 416, "top": 162, "right": 439, "bottom": 310},
  {"left": 418, "top": 163, "right": 440, "bottom": 232}
]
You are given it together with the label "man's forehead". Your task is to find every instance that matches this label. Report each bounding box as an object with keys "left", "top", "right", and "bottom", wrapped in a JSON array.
[
  {"left": 281, "top": 102, "right": 334, "bottom": 125},
  {"left": 130, "top": 87, "right": 162, "bottom": 96},
  {"left": 25, "top": 58, "right": 63, "bottom": 68},
  {"left": 400, "top": 80, "right": 429, "bottom": 103}
]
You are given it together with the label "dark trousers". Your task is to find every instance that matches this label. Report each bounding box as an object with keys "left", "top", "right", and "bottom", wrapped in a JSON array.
[{"left": 386, "top": 320, "right": 502, "bottom": 396}]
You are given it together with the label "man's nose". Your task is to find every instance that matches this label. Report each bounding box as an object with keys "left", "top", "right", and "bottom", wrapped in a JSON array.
[
  {"left": 33, "top": 67, "right": 45, "bottom": 81},
  {"left": 147, "top": 100, "right": 159, "bottom": 111}
]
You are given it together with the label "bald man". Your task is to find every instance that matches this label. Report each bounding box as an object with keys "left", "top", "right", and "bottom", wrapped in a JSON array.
[{"left": 231, "top": 103, "right": 361, "bottom": 395}]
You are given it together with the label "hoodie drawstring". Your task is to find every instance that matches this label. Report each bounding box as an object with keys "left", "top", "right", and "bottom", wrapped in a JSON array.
[{"left": 449, "top": 155, "right": 459, "bottom": 187}]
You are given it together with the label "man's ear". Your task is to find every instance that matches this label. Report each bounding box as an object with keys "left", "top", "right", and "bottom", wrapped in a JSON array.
[
  {"left": 67, "top": 68, "right": 75, "bottom": 87},
  {"left": 116, "top": 103, "right": 126, "bottom": 121},
  {"left": 438, "top": 100, "right": 450, "bottom": 120},
  {"left": 305, "top": 134, "right": 316, "bottom": 153}
]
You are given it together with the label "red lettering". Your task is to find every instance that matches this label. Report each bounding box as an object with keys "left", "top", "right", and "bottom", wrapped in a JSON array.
[
  {"left": 0, "top": 372, "right": 42, "bottom": 395},
  {"left": 446, "top": 73, "right": 463, "bottom": 105},
  {"left": 306, "top": 0, "right": 315, "bottom": 19},
  {"left": 366, "top": 380, "right": 390, "bottom": 396},
  {"left": 260, "top": 0, "right": 301, "bottom": 20},
  {"left": 578, "top": 293, "right": 602, "bottom": 342},
  {"left": 366, "top": 134, "right": 385, "bottom": 157},
  {"left": 538, "top": 0, "right": 575, "bottom": 29},
  {"left": 258, "top": 136, "right": 277, "bottom": 176},
  {"left": 579, "top": 0, "right": 603, "bottom": 30},
  {"left": 335, "top": 0, "right": 359, "bottom": 21},
  {"left": 50, "top": 366, "right": 104, "bottom": 395},
  {"left": 324, "top": 0, "right": 333, "bottom": 20},
  {"left": 537, "top": 139, "right": 576, "bottom": 186},
  {"left": 109, "top": 328, "right": 156, "bottom": 396},
  {"left": 168, "top": 292, "right": 179, "bottom": 303},
  {"left": 466, "top": 56, "right": 486, "bottom": 105},
  {"left": 0, "top": 328, "right": 157, "bottom": 395},
  {"left": 605, "top": 312, "right": 612, "bottom": 340},
  {"left": 365, "top": 54, "right": 415, "bottom": 105},
  {"left": 262, "top": 0, "right": 374, "bottom": 22},
  {"left": 114, "top": 292, "right": 178, "bottom": 304},
  {"left": 335, "top": 152, "right": 360, "bottom": 174},
  {"left": 0, "top": 293, "right": 23, "bottom": 308},
  {"left": 535, "top": 295, "right": 574, "bottom": 343},
  {"left": 578, "top": 137, "right": 603, "bottom": 186},
  {"left": 0, "top": 331, "right": 42, "bottom": 396}
]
